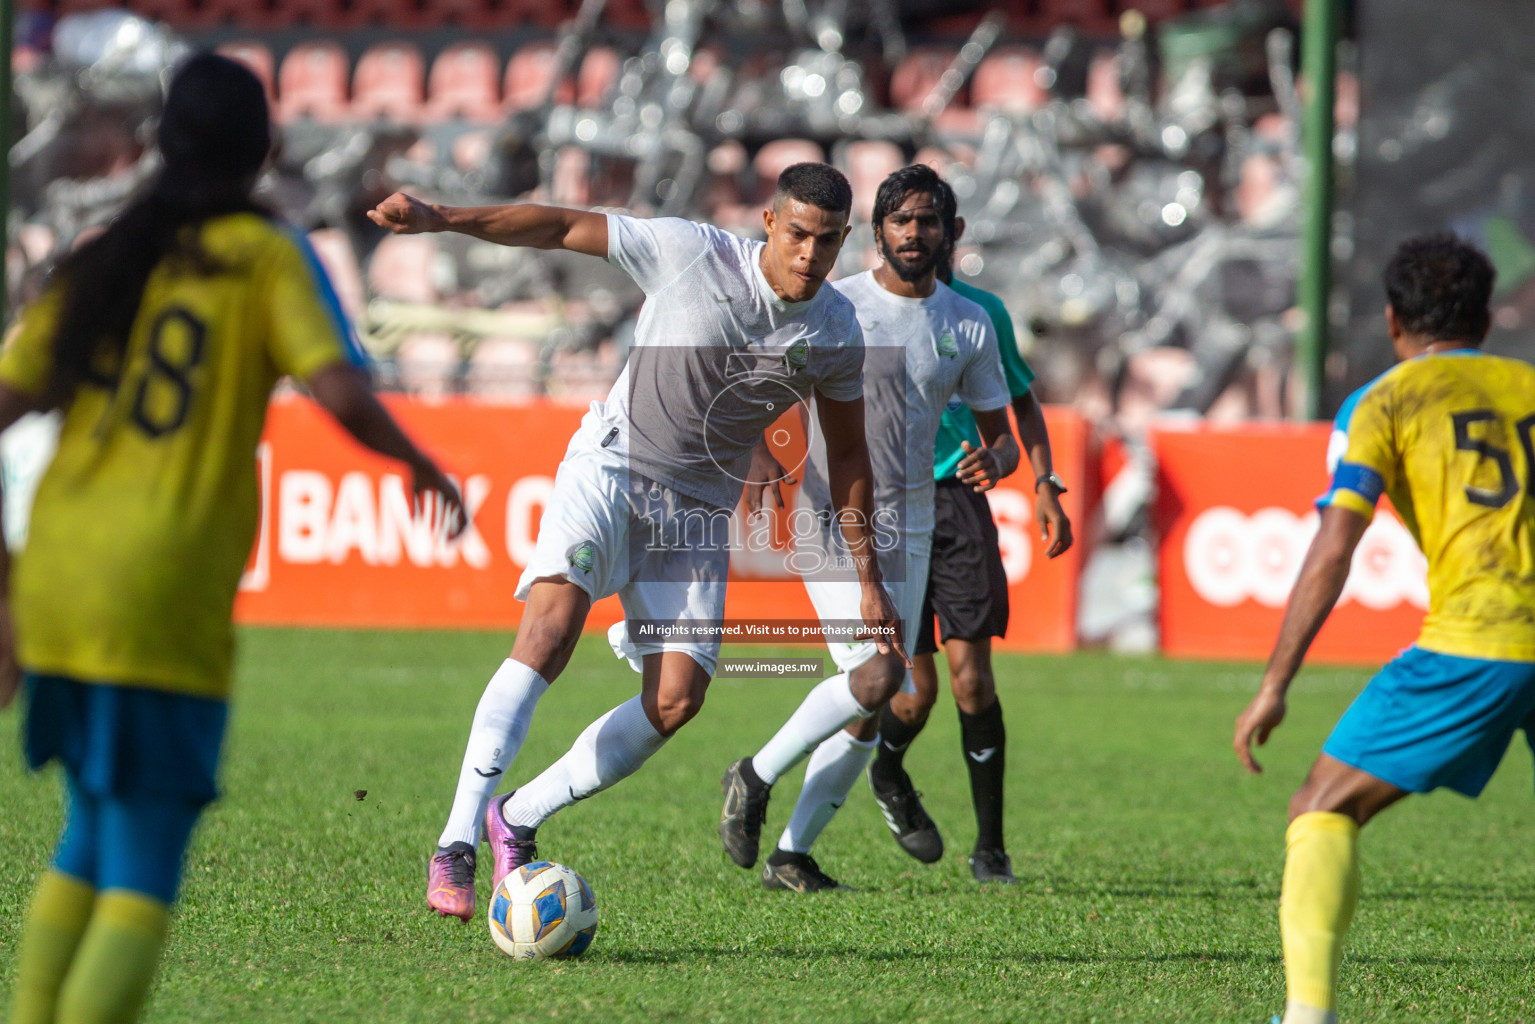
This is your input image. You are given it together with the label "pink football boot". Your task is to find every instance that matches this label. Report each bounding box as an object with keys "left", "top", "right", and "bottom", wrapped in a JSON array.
[
  {"left": 484, "top": 792, "right": 540, "bottom": 892},
  {"left": 426, "top": 842, "right": 476, "bottom": 921}
]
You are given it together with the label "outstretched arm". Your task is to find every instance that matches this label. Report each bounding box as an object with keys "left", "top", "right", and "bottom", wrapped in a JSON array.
[
  {"left": 816, "top": 391, "right": 909, "bottom": 667},
  {"left": 1233, "top": 505, "right": 1370, "bottom": 773},
  {"left": 367, "top": 193, "right": 609, "bottom": 257},
  {"left": 307, "top": 363, "right": 467, "bottom": 535}
]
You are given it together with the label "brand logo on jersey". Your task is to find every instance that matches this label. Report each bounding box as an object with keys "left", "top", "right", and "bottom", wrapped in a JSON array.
[
  {"left": 474, "top": 767, "right": 503, "bottom": 778},
  {"left": 937, "top": 330, "right": 958, "bottom": 359},
  {"left": 567, "top": 542, "right": 596, "bottom": 573},
  {"left": 968, "top": 747, "right": 997, "bottom": 763},
  {"left": 785, "top": 338, "right": 809, "bottom": 372}
]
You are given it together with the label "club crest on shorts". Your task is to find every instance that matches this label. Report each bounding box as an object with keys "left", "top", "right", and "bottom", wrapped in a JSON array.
[
  {"left": 785, "top": 337, "right": 809, "bottom": 372},
  {"left": 937, "top": 330, "right": 958, "bottom": 359},
  {"left": 566, "top": 542, "right": 596, "bottom": 573}
]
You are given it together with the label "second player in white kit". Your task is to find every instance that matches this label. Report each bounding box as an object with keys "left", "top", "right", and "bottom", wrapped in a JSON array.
[
  {"left": 369, "top": 163, "right": 904, "bottom": 920},
  {"left": 719, "top": 164, "right": 1020, "bottom": 891},
  {"left": 798, "top": 269, "right": 1011, "bottom": 678}
]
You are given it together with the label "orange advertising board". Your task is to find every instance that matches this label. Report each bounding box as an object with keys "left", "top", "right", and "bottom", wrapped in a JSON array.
[
  {"left": 235, "top": 397, "right": 1086, "bottom": 652},
  {"left": 1151, "top": 422, "right": 1426, "bottom": 664}
]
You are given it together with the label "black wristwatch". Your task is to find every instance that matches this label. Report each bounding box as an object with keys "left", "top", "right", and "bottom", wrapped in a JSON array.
[{"left": 1035, "top": 472, "right": 1068, "bottom": 495}]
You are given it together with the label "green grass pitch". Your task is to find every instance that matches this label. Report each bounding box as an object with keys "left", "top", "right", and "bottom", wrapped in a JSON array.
[{"left": 3, "top": 628, "right": 1534, "bottom": 1022}]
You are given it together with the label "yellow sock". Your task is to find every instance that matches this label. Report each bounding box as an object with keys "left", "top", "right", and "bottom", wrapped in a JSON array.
[
  {"left": 10, "top": 870, "right": 97, "bottom": 1024},
  {"left": 1280, "top": 811, "right": 1360, "bottom": 1016},
  {"left": 55, "top": 889, "right": 171, "bottom": 1024}
]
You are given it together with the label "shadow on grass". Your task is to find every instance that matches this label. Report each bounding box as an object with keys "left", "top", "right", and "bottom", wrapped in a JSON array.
[
  {"left": 1342, "top": 951, "right": 1535, "bottom": 967},
  {"left": 595, "top": 945, "right": 1535, "bottom": 971},
  {"left": 984, "top": 874, "right": 1535, "bottom": 904},
  {"left": 591, "top": 947, "right": 1271, "bottom": 967},
  {"left": 1366, "top": 881, "right": 1535, "bottom": 903},
  {"left": 1017, "top": 877, "right": 1274, "bottom": 900},
  {"left": 885, "top": 874, "right": 1535, "bottom": 905}
]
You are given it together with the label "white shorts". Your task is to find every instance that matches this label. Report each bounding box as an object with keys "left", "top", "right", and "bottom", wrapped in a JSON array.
[
  {"left": 802, "top": 544, "right": 931, "bottom": 693},
  {"left": 517, "top": 432, "right": 730, "bottom": 675}
]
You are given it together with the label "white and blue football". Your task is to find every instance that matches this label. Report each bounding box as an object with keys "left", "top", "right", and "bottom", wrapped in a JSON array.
[{"left": 487, "top": 861, "right": 598, "bottom": 961}]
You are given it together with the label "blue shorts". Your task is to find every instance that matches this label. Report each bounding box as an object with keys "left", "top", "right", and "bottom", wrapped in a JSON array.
[
  {"left": 22, "top": 675, "right": 228, "bottom": 903},
  {"left": 1323, "top": 647, "right": 1535, "bottom": 797},
  {"left": 22, "top": 674, "right": 228, "bottom": 805},
  {"left": 53, "top": 779, "right": 203, "bottom": 903}
]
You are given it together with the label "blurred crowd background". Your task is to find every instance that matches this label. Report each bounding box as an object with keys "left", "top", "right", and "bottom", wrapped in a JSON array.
[{"left": 6, "top": 0, "right": 1324, "bottom": 445}]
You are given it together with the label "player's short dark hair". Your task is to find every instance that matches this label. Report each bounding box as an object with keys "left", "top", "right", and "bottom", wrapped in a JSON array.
[
  {"left": 772, "top": 163, "right": 853, "bottom": 217},
  {"left": 1383, "top": 233, "right": 1496, "bottom": 343}
]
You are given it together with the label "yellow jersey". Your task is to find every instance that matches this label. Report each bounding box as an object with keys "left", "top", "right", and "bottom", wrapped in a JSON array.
[
  {"left": 1319, "top": 350, "right": 1535, "bottom": 662},
  {"left": 0, "top": 213, "right": 366, "bottom": 698}
]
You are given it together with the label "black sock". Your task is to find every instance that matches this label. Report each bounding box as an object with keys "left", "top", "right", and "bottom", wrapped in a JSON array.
[
  {"left": 738, "top": 757, "right": 767, "bottom": 791},
  {"left": 870, "top": 704, "right": 925, "bottom": 785},
  {"left": 958, "top": 699, "right": 1006, "bottom": 852}
]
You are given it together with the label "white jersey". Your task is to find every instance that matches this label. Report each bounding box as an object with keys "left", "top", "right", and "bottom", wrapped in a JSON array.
[
  {"left": 799, "top": 272, "right": 1010, "bottom": 554},
  {"left": 587, "top": 214, "right": 865, "bottom": 511}
]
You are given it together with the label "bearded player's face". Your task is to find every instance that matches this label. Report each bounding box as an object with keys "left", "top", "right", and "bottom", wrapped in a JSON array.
[{"left": 876, "top": 191, "right": 947, "bottom": 284}]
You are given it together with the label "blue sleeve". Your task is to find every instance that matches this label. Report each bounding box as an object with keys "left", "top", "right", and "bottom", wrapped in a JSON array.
[
  {"left": 1315, "top": 379, "right": 1387, "bottom": 513},
  {"left": 289, "top": 229, "right": 370, "bottom": 369}
]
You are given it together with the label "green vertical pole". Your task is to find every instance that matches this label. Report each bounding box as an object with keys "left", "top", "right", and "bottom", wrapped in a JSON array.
[
  {"left": 0, "top": 0, "right": 13, "bottom": 324},
  {"left": 1295, "top": 0, "right": 1339, "bottom": 420}
]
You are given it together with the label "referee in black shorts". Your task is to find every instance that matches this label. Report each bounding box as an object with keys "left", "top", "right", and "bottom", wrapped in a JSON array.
[{"left": 865, "top": 233, "right": 1072, "bottom": 883}]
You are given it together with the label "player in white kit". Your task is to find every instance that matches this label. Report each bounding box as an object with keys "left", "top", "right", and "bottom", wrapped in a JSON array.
[
  {"left": 718, "top": 165, "right": 1020, "bottom": 891},
  {"left": 368, "top": 165, "right": 903, "bottom": 920}
]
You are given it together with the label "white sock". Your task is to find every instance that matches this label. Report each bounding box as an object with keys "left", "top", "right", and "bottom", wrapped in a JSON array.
[
  {"left": 436, "top": 659, "right": 549, "bottom": 848},
  {"left": 777, "top": 730, "right": 876, "bottom": 854},
  {"left": 750, "top": 673, "right": 872, "bottom": 785},
  {"left": 1282, "top": 1003, "right": 1338, "bottom": 1024},
  {"left": 503, "top": 695, "right": 666, "bottom": 829}
]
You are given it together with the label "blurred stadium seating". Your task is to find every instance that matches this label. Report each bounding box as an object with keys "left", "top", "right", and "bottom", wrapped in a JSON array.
[
  {"left": 424, "top": 41, "right": 500, "bottom": 122},
  {"left": 351, "top": 41, "right": 427, "bottom": 123},
  {"left": 276, "top": 40, "right": 350, "bottom": 122},
  {"left": 16, "top": 0, "right": 1302, "bottom": 37},
  {"left": 971, "top": 47, "right": 1046, "bottom": 114},
  {"left": 10, "top": 0, "right": 1308, "bottom": 412}
]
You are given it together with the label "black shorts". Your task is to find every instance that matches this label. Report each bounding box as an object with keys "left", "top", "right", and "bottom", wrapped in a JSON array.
[{"left": 915, "top": 478, "right": 1011, "bottom": 656}]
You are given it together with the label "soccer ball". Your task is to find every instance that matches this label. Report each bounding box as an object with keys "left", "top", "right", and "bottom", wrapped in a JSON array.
[{"left": 487, "top": 861, "right": 598, "bottom": 960}]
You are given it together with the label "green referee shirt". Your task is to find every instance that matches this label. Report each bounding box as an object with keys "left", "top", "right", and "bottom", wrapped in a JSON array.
[{"left": 932, "top": 278, "right": 1036, "bottom": 481}]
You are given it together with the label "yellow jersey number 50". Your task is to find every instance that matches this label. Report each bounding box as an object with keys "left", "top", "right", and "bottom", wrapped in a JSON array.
[{"left": 1452, "top": 409, "right": 1535, "bottom": 509}]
